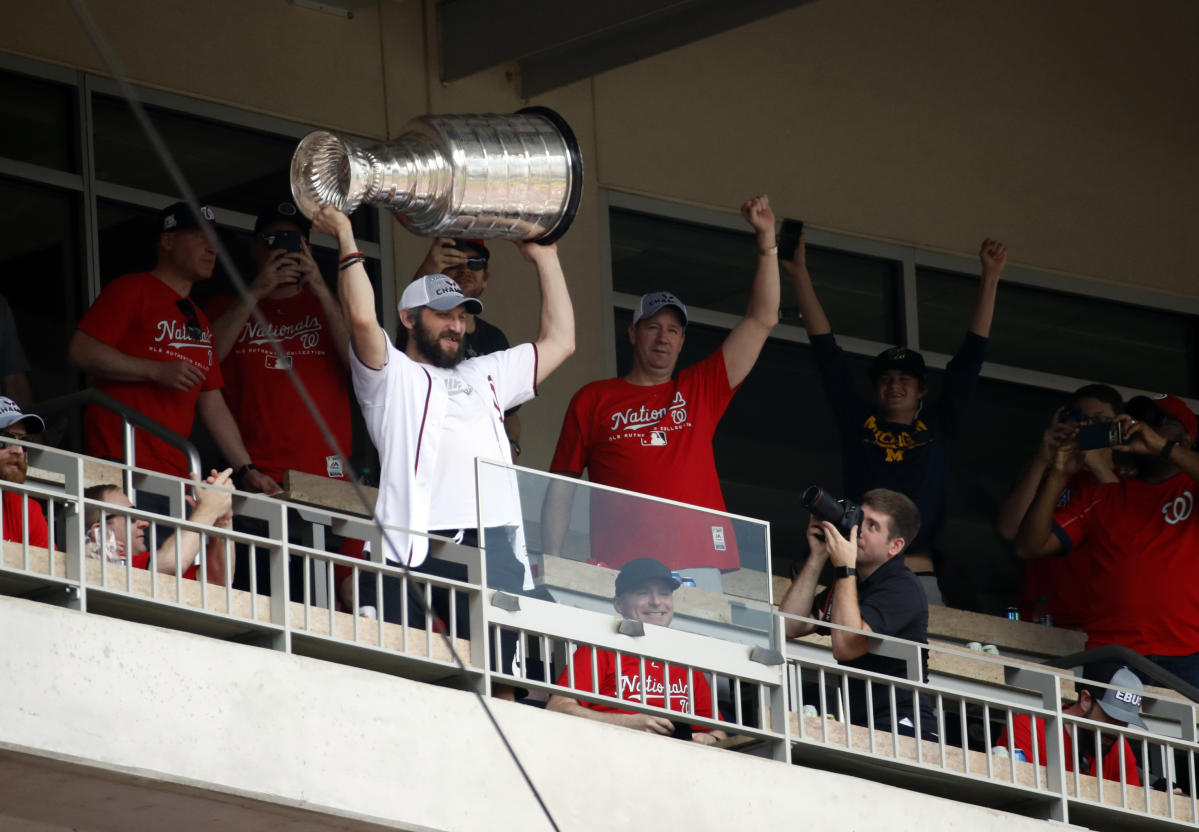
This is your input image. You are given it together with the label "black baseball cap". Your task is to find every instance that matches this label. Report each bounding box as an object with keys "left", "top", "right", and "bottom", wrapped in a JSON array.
[
  {"left": 160, "top": 201, "right": 215, "bottom": 233},
  {"left": 614, "top": 557, "right": 681, "bottom": 596},
  {"left": 871, "top": 346, "right": 926, "bottom": 380},
  {"left": 254, "top": 201, "right": 312, "bottom": 238},
  {"left": 451, "top": 238, "right": 490, "bottom": 262}
]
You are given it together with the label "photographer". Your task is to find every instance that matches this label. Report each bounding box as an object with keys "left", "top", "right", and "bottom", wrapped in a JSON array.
[
  {"left": 783, "top": 233, "right": 1006, "bottom": 604},
  {"left": 1015, "top": 395, "right": 1199, "bottom": 687},
  {"left": 779, "top": 488, "right": 937, "bottom": 739},
  {"left": 996, "top": 384, "right": 1125, "bottom": 626}
]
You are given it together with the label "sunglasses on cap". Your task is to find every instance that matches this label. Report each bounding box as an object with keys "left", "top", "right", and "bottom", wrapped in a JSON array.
[
  {"left": 464, "top": 256, "right": 488, "bottom": 271},
  {"left": 175, "top": 298, "right": 204, "bottom": 341}
]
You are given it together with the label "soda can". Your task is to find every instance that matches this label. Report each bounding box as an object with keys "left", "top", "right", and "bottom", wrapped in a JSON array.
[
  {"left": 671, "top": 571, "right": 697, "bottom": 588},
  {"left": 1012, "top": 748, "right": 1027, "bottom": 762},
  {"left": 1006, "top": 606, "right": 1021, "bottom": 621}
]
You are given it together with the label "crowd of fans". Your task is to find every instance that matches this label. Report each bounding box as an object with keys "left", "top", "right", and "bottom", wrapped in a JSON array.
[{"left": 0, "top": 194, "right": 1194, "bottom": 779}]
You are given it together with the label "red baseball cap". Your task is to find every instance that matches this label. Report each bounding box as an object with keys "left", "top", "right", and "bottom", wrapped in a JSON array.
[{"left": 1149, "top": 394, "right": 1197, "bottom": 439}]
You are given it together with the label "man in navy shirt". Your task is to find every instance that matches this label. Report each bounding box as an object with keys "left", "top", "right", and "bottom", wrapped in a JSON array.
[{"left": 783, "top": 233, "right": 1006, "bottom": 604}]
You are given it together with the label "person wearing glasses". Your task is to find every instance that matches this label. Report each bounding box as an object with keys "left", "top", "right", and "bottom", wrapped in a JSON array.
[
  {"left": 68, "top": 202, "right": 280, "bottom": 502},
  {"left": 402, "top": 238, "right": 523, "bottom": 458},
  {"left": 0, "top": 396, "right": 48, "bottom": 548},
  {"left": 206, "top": 201, "right": 352, "bottom": 487}
]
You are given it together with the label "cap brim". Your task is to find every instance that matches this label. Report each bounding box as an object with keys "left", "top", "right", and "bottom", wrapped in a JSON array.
[
  {"left": 0, "top": 414, "right": 45, "bottom": 433},
  {"left": 426, "top": 296, "right": 483, "bottom": 315}
]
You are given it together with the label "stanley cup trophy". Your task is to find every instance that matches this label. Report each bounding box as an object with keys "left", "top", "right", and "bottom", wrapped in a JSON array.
[{"left": 290, "top": 106, "right": 583, "bottom": 244}]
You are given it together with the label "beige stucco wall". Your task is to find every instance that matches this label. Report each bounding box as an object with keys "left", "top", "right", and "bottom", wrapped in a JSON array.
[{"left": 1, "top": 0, "right": 1194, "bottom": 464}]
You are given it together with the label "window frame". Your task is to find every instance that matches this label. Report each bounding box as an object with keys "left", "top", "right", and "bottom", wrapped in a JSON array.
[
  {"left": 602, "top": 188, "right": 1199, "bottom": 410},
  {"left": 0, "top": 51, "right": 396, "bottom": 335}
]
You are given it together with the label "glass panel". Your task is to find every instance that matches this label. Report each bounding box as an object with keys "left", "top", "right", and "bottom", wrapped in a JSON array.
[
  {"left": 479, "top": 461, "right": 774, "bottom": 640},
  {"left": 0, "top": 176, "right": 83, "bottom": 402},
  {"left": 917, "top": 266, "right": 1199, "bottom": 396},
  {"left": 941, "top": 377, "right": 1065, "bottom": 615},
  {"left": 610, "top": 207, "right": 901, "bottom": 344},
  {"left": 91, "top": 94, "right": 379, "bottom": 242},
  {"left": 613, "top": 312, "right": 1065, "bottom": 614},
  {"left": 0, "top": 69, "right": 77, "bottom": 171}
]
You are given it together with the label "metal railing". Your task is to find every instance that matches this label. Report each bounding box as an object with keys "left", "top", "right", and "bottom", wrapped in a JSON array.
[
  {"left": 1, "top": 442, "right": 1197, "bottom": 828},
  {"left": 35, "top": 389, "right": 203, "bottom": 499}
]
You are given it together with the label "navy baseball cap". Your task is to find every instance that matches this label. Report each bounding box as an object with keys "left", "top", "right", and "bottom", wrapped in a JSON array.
[
  {"left": 160, "top": 201, "right": 215, "bottom": 233},
  {"left": 615, "top": 557, "right": 681, "bottom": 596},
  {"left": 254, "top": 201, "right": 312, "bottom": 238},
  {"left": 871, "top": 346, "right": 926, "bottom": 380}
]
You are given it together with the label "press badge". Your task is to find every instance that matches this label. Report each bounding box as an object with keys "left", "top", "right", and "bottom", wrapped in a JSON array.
[
  {"left": 711, "top": 525, "right": 727, "bottom": 551},
  {"left": 326, "top": 455, "right": 344, "bottom": 478}
]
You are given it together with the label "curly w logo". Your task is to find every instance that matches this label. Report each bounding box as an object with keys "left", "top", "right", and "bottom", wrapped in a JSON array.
[{"left": 1162, "top": 491, "right": 1194, "bottom": 526}]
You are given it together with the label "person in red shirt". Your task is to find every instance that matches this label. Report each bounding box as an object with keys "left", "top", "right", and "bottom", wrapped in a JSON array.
[
  {"left": 1016, "top": 394, "right": 1199, "bottom": 688},
  {"left": 206, "top": 201, "right": 351, "bottom": 486},
  {"left": 998, "top": 663, "right": 1145, "bottom": 786},
  {"left": 542, "top": 196, "right": 781, "bottom": 582},
  {"left": 0, "top": 396, "right": 48, "bottom": 549},
  {"left": 83, "top": 469, "right": 234, "bottom": 585},
  {"left": 67, "top": 202, "right": 279, "bottom": 496},
  {"left": 547, "top": 557, "right": 726, "bottom": 744},
  {"left": 996, "top": 384, "right": 1125, "bottom": 627}
]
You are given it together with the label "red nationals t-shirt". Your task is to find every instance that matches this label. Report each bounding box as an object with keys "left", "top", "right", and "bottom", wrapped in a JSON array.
[
  {"left": 79, "top": 273, "right": 221, "bottom": 477},
  {"left": 1053, "top": 473, "right": 1199, "bottom": 655},
  {"left": 550, "top": 351, "right": 740, "bottom": 570},
  {"left": 555, "top": 644, "right": 718, "bottom": 722},
  {"left": 206, "top": 291, "right": 350, "bottom": 483}
]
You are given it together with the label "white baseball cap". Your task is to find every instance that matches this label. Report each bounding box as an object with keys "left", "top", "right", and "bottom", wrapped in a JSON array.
[
  {"left": 399, "top": 274, "right": 483, "bottom": 315},
  {"left": 0, "top": 397, "right": 45, "bottom": 433}
]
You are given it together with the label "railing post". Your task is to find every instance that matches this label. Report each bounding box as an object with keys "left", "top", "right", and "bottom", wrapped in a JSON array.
[
  {"left": 61, "top": 453, "right": 86, "bottom": 612},
  {"left": 267, "top": 497, "right": 290, "bottom": 653},
  {"left": 771, "top": 612, "right": 792, "bottom": 762}
]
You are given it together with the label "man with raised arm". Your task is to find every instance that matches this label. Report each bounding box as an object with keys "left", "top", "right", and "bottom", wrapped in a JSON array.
[
  {"left": 83, "top": 468, "right": 234, "bottom": 585},
  {"left": 67, "top": 202, "right": 279, "bottom": 497},
  {"left": 779, "top": 488, "right": 937, "bottom": 739},
  {"left": 1015, "top": 395, "right": 1199, "bottom": 688},
  {"left": 547, "top": 557, "right": 727, "bottom": 744},
  {"left": 543, "top": 196, "right": 781, "bottom": 582},
  {"left": 309, "top": 205, "right": 574, "bottom": 637},
  {"left": 783, "top": 234, "right": 1006, "bottom": 604}
]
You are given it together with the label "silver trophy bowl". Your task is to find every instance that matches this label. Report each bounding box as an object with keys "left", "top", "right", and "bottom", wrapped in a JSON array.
[{"left": 290, "top": 106, "right": 583, "bottom": 243}]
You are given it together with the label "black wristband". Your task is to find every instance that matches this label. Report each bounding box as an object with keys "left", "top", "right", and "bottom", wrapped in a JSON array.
[
  {"left": 233, "top": 463, "right": 257, "bottom": 488},
  {"left": 1160, "top": 440, "right": 1179, "bottom": 461}
]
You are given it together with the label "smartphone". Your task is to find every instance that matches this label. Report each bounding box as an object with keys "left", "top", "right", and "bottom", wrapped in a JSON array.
[
  {"left": 777, "top": 218, "right": 805, "bottom": 261},
  {"left": 1076, "top": 421, "right": 1123, "bottom": 451},
  {"left": 265, "top": 229, "right": 303, "bottom": 253}
]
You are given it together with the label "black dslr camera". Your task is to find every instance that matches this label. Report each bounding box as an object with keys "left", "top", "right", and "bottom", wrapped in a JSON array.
[{"left": 801, "top": 485, "right": 863, "bottom": 540}]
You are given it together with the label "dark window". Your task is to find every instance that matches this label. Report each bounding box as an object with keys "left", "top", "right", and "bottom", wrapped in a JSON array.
[
  {"left": 0, "top": 70, "right": 78, "bottom": 172},
  {"left": 611, "top": 207, "right": 901, "bottom": 344},
  {"left": 0, "top": 177, "right": 83, "bottom": 401},
  {"left": 91, "top": 94, "right": 379, "bottom": 243},
  {"left": 917, "top": 266, "right": 1199, "bottom": 396}
]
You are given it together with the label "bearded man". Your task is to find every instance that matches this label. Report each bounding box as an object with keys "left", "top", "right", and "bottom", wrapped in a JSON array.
[
  {"left": 309, "top": 207, "right": 574, "bottom": 689},
  {"left": 0, "top": 396, "right": 48, "bottom": 548}
]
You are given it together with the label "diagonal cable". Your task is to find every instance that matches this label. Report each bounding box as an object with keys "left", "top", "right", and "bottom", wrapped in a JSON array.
[{"left": 67, "top": 2, "right": 560, "bottom": 829}]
